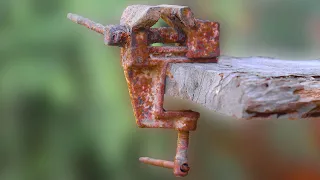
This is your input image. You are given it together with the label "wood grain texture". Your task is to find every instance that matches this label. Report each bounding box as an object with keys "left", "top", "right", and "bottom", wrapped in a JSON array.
[{"left": 165, "top": 56, "right": 320, "bottom": 119}]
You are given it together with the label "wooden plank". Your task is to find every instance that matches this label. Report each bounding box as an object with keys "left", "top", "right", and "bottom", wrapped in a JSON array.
[{"left": 165, "top": 56, "right": 320, "bottom": 119}]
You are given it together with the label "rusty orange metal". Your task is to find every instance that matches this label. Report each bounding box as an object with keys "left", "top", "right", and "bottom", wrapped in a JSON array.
[{"left": 67, "top": 4, "right": 220, "bottom": 177}]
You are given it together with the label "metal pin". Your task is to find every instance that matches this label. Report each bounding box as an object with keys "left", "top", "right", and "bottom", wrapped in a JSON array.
[
  {"left": 139, "top": 157, "right": 174, "bottom": 169},
  {"left": 67, "top": 13, "right": 105, "bottom": 35}
]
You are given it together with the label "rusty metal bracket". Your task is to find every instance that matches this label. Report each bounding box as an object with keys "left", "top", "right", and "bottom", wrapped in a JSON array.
[{"left": 67, "top": 4, "right": 219, "bottom": 177}]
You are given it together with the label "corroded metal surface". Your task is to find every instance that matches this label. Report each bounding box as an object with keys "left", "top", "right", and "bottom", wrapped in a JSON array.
[{"left": 68, "top": 4, "right": 219, "bottom": 177}]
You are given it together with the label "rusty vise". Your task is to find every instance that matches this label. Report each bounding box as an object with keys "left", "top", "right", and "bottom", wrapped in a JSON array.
[{"left": 68, "top": 4, "right": 220, "bottom": 177}]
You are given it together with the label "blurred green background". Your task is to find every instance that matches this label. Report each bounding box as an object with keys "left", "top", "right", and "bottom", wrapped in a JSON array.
[{"left": 1, "top": 0, "right": 320, "bottom": 179}]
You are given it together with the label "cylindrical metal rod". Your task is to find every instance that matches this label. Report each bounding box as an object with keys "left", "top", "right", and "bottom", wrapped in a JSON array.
[
  {"left": 67, "top": 13, "right": 105, "bottom": 35},
  {"left": 149, "top": 27, "right": 186, "bottom": 44},
  {"left": 174, "top": 131, "right": 190, "bottom": 177},
  {"left": 148, "top": 46, "right": 188, "bottom": 54},
  {"left": 139, "top": 157, "right": 174, "bottom": 169}
]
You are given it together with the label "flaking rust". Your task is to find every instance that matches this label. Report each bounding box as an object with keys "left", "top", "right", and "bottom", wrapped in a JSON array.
[{"left": 67, "top": 4, "right": 219, "bottom": 177}]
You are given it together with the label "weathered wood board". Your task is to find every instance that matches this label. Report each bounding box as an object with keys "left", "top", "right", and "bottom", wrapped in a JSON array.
[{"left": 165, "top": 56, "right": 320, "bottom": 119}]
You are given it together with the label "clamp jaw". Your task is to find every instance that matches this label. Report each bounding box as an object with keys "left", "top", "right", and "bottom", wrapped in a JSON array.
[{"left": 68, "top": 4, "right": 219, "bottom": 177}]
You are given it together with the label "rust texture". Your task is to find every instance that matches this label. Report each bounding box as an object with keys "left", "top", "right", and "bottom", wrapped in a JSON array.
[{"left": 67, "top": 4, "right": 219, "bottom": 177}]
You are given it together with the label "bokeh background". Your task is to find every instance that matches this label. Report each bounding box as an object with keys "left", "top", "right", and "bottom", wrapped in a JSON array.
[{"left": 1, "top": 0, "right": 320, "bottom": 179}]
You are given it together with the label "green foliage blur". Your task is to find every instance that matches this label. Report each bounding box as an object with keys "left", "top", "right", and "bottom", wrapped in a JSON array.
[{"left": 1, "top": 0, "right": 320, "bottom": 180}]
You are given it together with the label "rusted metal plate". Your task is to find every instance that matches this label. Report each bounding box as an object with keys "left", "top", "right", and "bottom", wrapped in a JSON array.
[
  {"left": 187, "top": 20, "right": 220, "bottom": 58},
  {"left": 67, "top": 4, "right": 219, "bottom": 177}
]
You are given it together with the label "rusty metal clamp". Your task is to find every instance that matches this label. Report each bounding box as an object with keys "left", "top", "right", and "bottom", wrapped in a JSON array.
[{"left": 68, "top": 4, "right": 219, "bottom": 177}]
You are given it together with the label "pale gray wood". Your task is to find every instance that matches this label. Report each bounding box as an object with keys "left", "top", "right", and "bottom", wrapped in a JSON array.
[{"left": 165, "top": 56, "right": 320, "bottom": 119}]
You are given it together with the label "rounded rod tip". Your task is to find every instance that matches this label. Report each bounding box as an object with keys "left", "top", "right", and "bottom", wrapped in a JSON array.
[
  {"left": 67, "top": 13, "right": 105, "bottom": 35},
  {"left": 66, "top": 13, "right": 75, "bottom": 21}
]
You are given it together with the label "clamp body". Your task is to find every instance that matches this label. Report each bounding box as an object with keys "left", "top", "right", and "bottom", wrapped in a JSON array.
[{"left": 68, "top": 4, "right": 219, "bottom": 177}]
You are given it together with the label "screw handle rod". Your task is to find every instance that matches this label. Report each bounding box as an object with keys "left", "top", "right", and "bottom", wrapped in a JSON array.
[{"left": 67, "top": 13, "right": 105, "bottom": 35}]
